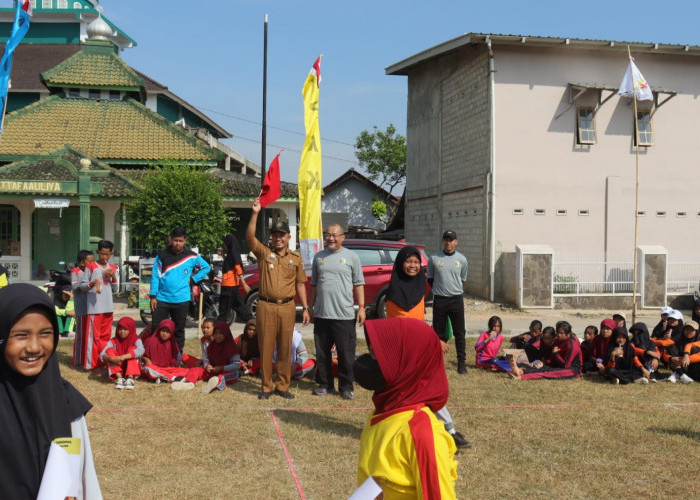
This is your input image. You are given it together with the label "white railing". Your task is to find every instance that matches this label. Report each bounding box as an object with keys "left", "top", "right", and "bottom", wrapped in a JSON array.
[
  {"left": 667, "top": 259, "right": 700, "bottom": 295},
  {"left": 553, "top": 252, "right": 634, "bottom": 295}
]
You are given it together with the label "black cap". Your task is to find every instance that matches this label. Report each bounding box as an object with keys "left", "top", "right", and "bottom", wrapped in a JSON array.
[
  {"left": 442, "top": 230, "right": 457, "bottom": 240},
  {"left": 271, "top": 220, "right": 290, "bottom": 234},
  {"left": 61, "top": 285, "right": 72, "bottom": 293}
]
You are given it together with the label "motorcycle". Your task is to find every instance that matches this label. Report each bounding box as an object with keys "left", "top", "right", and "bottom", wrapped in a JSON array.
[{"left": 44, "top": 261, "right": 74, "bottom": 306}]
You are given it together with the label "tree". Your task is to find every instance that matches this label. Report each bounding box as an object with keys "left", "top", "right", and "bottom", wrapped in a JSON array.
[
  {"left": 125, "top": 162, "right": 229, "bottom": 253},
  {"left": 355, "top": 124, "right": 406, "bottom": 227}
]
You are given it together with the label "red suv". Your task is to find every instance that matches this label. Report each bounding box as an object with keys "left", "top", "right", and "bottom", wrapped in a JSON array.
[{"left": 239, "top": 239, "right": 431, "bottom": 318}]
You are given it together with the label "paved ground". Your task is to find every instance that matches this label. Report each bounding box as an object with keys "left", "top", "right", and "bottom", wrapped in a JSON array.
[{"left": 111, "top": 295, "right": 671, "bottom": 341}]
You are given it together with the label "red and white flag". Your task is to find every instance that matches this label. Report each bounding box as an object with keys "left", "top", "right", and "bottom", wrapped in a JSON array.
[{"left": 259, "top": 153, "right": 281, "bottom": 207}]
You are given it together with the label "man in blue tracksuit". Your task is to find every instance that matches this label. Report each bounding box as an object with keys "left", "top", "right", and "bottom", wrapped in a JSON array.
[{"left": 150, "top": 227, "right": 211, "bottom": 351}]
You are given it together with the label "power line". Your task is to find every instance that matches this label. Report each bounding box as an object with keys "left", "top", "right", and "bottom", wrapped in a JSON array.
[
  {"left": 231, "top": 134, "right": 357, "bottom": 164},
  {"left": 197, "top": 105, "right": 357, "bottom": 147}
]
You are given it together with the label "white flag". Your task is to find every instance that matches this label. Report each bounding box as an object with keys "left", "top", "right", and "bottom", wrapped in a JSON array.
[{"left": 618, "top": 60, "right": 653, "bottom": 101}]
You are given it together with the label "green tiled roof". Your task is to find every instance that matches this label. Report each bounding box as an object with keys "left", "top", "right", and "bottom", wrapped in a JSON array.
[
  {"left": 0, "top": 95, "right": 221, "bottom": 164},
  {"left": 41, "top": 40, "right": 143, "bottom": 90},
  {"left": 0, "top": 146, "right": 139, "bottom": 198}
]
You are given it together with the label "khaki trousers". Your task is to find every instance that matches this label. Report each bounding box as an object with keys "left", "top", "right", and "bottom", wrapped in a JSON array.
[{"left": 256, "top": 300, "right": 296, "bottom": 392}]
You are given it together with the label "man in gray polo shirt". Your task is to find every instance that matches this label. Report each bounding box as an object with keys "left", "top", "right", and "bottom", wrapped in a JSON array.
[
  {"left": 309, "top": 224, "right": 365, "bottom": 400},
  {"left": 428, "top": 230, "right": 468, "bottom": 374}
]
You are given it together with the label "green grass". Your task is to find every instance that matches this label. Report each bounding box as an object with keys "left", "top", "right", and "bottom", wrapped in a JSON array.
[{"left": 56, "top": 337, "right": 700, "bottom": 499}]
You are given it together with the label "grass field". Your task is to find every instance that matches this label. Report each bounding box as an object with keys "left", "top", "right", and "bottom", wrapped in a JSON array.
[{"left": 56, "top": 336, "right": 700, "bottom": 500}]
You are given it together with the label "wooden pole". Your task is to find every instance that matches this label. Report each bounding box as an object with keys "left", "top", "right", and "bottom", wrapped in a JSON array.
[{"left": 629, "top": 46, "right": 640, "bottom": 324}]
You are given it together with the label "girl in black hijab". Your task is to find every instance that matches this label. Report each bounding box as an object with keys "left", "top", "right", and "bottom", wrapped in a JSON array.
[
  {"left": 385, "top": 246, "right": 427, "bottom": 319},
  {"left": 0, "top": 283, "right": 100, "bottom": 499},
  {"left": 217, "top": 233, "right": 253, "bottom": 324},
  {"left": 629, "top": 322, "right": 660, "bottom": 377},
  {"left": 606, "top": 327, "right": 650, "bottom": 384}
]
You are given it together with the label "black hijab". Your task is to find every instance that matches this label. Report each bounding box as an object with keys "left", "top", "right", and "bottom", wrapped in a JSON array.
[
  {"left": 0, "top": 283, "right": 92, "bottom": 498},
  {"left": 693, "top": 298, "right": 700, "bottom": 324},
  {"left": 385, "top": 246, "right": 426, "bottom": 312},
  {"left": 222, "top": 233, "right": 243, "bottom": 274},
  {"left": 606, "top": 327, "right": 636, "bottom": 369},
  {"left": 629, "top": 322, "right": 656, "bottom": 353}
]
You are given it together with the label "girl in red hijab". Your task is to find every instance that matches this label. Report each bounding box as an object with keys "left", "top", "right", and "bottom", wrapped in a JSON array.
[
  {"left": 100, "top": 316, "right": 144, "bottom": 389},
  {"left": 141, "top": 319, "right": 196, "bottom": 384},
  {"left": 355, "top": 318, "right": 457, "bottom": 499},
  {"left": 200, "top": 321, "right": 241, "bottom": 394}
]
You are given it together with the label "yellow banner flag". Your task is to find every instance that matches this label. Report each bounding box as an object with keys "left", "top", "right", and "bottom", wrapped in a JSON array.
[{"left": 298, "top": 55, "right": 323, "bottom": 268}]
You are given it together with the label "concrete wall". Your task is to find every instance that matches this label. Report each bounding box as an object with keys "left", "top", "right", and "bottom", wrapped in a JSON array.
[
  {"left": 493, "top": 45, "right": 700, "bottom": 261},
  {"left": 404, "top": 46, "right": 492, "bottom": 297}
]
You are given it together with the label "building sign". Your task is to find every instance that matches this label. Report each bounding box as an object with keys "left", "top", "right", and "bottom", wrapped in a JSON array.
[
  {"left": 0, "top": 181, "right": 77, "bottom": 193},
  {"left": 34, "top": 199, "right": 70, "bottom": 208}
]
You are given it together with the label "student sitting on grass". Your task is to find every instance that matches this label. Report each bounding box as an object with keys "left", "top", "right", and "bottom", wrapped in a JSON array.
[
  {"left": 181, "top": 318, "right": 216, "bottom": 369},
  {"left": 141, "top": 319, "right": 198, "bottom": 385},
  {"left": 273, "top": 328, "right": 316, "bottom": 380},
  {"left": 509, "top": 321, "right": 581, "bottom": 380},
  {"left": 174, "top": 321, "right": 242, "bottom": 394},
  {"left": 0, "top": 283, "right": 101, "bottom": 499},
  {"left": 509, "top": 319, "right": 542, "bottom": 360},
  {"left": 652, "top": 309, "right": 683, "bottom": 356},
  {"left": 612, "top": 314, "right": 626, "bottom": 329},
  {"left": 237, "top": 319, "right": 260, "bottom": 376},
  {"left": 665, "top": 320, "right": 700, "bottom": 384},
  {"left": 651, "top": 306, "right": 673, "bottom": 339},
  {"left": 474, "top": 316, "right": 509, "bottom": 371},
  {"left": 629, "top": 322, "right": 660, "bottom": 379},
  {"left": 355, "top": 318, "right": 457, "bottom": 499},
  {"left": 589, "top": 319, "right": 616, "bottom": 375},
  {"left": 605, "top": 327, "right": 650, "bottom": 385},
  {"left": 100, "top": 317, "right": 143, "bottom": 390},
  {"left": 580, "top": 325, "right": 598, "bottom": 374}
]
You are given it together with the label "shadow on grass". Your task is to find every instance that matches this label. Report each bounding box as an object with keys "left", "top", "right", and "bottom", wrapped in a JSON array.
[
  {"left": 647, "top": 427, "right": 700, "bottom": 442},
  {"left": 274, "top": 409, "right": 364, "bottom": 439}
]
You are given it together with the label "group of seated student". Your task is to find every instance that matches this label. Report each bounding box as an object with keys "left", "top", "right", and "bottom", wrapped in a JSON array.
[
  {"left": 472, "top": 307, "right": 700, "bottom": 384},
  {"left": 99, "top": 316, "right": 316, "bottom": 393}
]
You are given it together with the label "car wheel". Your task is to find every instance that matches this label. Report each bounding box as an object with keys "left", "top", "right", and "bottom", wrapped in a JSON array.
[
  {"left": 376, "top": 293, "right": 387, "bottom": 319},
  {"left": 246, "top": 290, "right": 260, "bottom": 319}
]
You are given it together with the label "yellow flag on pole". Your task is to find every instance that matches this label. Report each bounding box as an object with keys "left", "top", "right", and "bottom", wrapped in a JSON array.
[{"left": 298, "top": 55, "right": 323, "bottom": 269}]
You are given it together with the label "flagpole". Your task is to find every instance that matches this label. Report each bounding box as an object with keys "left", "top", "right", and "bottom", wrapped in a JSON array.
[
  {"left": 260, "top": 13, "right": 268, "bottom": 242},
  {"left": 628, "top": 46, "right": 640, "bottom": 324}
]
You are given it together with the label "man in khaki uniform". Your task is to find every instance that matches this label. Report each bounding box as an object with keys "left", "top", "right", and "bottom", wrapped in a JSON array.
[{"left": 246, "top": 198, "right": 310, "bottom": 399}]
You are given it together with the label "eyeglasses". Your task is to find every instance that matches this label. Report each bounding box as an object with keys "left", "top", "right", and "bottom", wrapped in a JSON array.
[{"left": 323, "top": 232, "right": 345, "bottom": 239}]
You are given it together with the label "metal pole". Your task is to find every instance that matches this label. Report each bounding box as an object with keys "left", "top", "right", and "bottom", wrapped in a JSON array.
[
  {"left": 260, "top": 13, "right": 268, "bottom": 242},
  {"left": 629, "top": 46, "right": 640, "bottom": 324}
]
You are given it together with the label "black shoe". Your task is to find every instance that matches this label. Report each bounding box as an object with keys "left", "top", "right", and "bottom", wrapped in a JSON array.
[
  {"left": 452, "top": 431, "right": 472, "bottom": 449},
  {"left": 274, "top": 389, "right": 295, "bottom": 399},
  {"left": 257, "top": 391, "right": 273, "bottom": 400},
  {"left": 457, "top": 364, "right": 468, "bottom": 375},
  {"left": 340, "top": 390, "right": 355, "bottom": 400}
]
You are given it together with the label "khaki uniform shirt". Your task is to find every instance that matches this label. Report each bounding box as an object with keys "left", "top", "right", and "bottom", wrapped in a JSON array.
[{"left": 251, "top": 239, "right": 307, "bottom": 300}]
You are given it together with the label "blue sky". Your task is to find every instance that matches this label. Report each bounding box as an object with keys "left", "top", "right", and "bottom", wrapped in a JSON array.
[{"left": 100, "top": 0, "right": 700, "bottom": 186}]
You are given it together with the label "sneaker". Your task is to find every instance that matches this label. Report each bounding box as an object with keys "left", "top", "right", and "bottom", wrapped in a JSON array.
[
  {"left": 457, "top": 364, "right": 468, "bottom": 375},
  {"left": 275, "top": 389, "right": 295, "bottom": 399},
  {"left": 452, "top": 431, "right": 473, "bottom": 449},
  {"left": 680, "top": 373, "right": 694, "bottom": 384},
  {"left": 154, "top": 378, "right": 161, "bottom": 384},
  {"left": 201, "top": 376, "right": 219, "bottom": 394},
  {"left": 340, "top": 390, "right": 354, "bottom": 400},
  {"left": 634, "top": 377, "right": 649, "bottom": 385},
  {"left": 114, "top": 377, "right": 126, "bottom": 390},
  {"left": 611, "top": 378, "right": 620, "bottom": 385},
  {"left": 258, "top": 391, "right": 273, "bottom": 400},
  {"left": 171, "top": 381, "right": 195, "bottom": 391},
  {"left": 312, "top": 386, "right": 337, "bottom": 396},
  {"left": 124, "top": 378, "right": 135, "bottom": 390},
  {"left": 667, "top": 371, "right": 679, "bottom": 383}
]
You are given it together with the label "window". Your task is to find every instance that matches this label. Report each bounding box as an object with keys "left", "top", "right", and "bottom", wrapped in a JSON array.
[
  {"left": 109, "top": 90, "right": 121, "bottom": 101},
  {"left": 66, "top": 88, "right": 80, "bottom": 98},
  {"left": 512, "top": 209, "right": 524, "bottom": 215},
  {"left": 556, "top": 209, "right": 567, "bottom": 216},
  {"left": 578, "top": 210, "right": 589, "bottom": 216},
  {"left": 352, "top": 249, "right": 383, "bottom": 266},
  {"left": 637, "top": 211, "right": 646, "bottom": 216},
  {"left": 534, "top": 209, "right": 546, "bottom": 215},
  {"left": 73, "top": 1, "right": 82, "bottom": 8},
  {"left": 677, "top": 212, "right": 687, "bottom": 218},
  {"left": 42, "top": 0, "right": 52, "bottom": 8},
  {"left": 635, "top": 110, "right": 653, "bottom": 146},
  {"left": 656, "top": 211, "right": 666, "bottom": 217},
  {"left": 57, "top": 0, "right": 67, "bottom": 7},
  {"left": 89, "top": 89, "right": 101, "bottom": 100},
  {"left": 577, "top": 108, "right": 596, "bottom": 144},
  {"left": 0, "top": 205, "right": 20, "bottom": 255}
]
